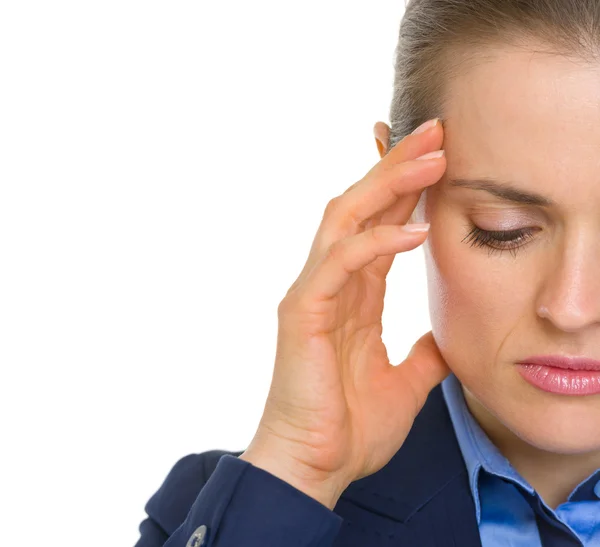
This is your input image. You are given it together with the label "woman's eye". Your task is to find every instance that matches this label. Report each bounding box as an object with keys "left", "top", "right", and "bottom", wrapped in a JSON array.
[{"left": 462, "top": 224, "right": 536, "bottom": 257}]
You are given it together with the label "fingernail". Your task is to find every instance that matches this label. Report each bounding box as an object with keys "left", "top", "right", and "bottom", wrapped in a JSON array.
[
  {"left": 411, "top": 118, "right": 439, "bottom": 135},
  {"left": 402, "top": 222, "right": 430, "bottom": 233},
  {"left": 415, "top": 150, "right": 444, "bottom": 161}
]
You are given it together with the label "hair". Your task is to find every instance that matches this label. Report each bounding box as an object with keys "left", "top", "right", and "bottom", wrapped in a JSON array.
[{"left": 388, "top": 0, "right": 600, "bottom": 152}]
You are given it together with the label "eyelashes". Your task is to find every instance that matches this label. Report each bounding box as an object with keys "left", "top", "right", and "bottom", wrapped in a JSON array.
[{"left": 462, "top": 224, "right": 537, "bottom": 257}]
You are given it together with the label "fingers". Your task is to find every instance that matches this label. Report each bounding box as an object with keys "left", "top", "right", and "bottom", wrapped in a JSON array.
[
  {"left": 312, "top": 121, "right": 445, "bottom": 259},
  {"left": 299, "top": 223, "right": 430, "bottom": 304},
  {"left": 288, "top": 119, "right": 444, "bottom": 298},
  {"left": 379, "top": 119, "right": 444, "bottom": 171},
  {"left": 365, "top": 189, "right": 422, "bottom": 231},
  {"left": 341, "top": 121, "right": 442, "bottom": 197},
  {"left": 327, "top": 151, "right": 445, "bottom": 237},
  {"left": 306, "top": 155, "right": 442, "bottom": 279}
]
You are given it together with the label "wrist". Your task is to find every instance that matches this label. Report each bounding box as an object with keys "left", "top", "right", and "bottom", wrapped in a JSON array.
[{"left": 239, "top": 448, "right": 350, "bottom": 511}]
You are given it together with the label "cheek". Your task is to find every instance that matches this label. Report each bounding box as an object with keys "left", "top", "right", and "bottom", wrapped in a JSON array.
[{"left": 423, "top": 220, "right": 525, "bottom": 378}]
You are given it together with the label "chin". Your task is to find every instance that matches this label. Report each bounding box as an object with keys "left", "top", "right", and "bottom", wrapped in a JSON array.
[
  {"left": 505, "top": 401, "right": 600, "bottom": 455},
  {"left": 463, "top": 372, "right": 600, "bottom": 455}
]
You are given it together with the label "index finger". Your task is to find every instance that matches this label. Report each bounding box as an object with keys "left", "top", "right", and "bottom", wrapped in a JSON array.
[
  {"left": 339, "top": 118, "right": 444, "bottom": 224},
  {"left": 336, "top": 120, "right": 446, "bottom": 229}
]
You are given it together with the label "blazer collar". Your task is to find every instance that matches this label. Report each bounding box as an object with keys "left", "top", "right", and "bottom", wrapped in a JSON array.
[{"left": 340, "top": 383, "right": 474, "bottom": 523}]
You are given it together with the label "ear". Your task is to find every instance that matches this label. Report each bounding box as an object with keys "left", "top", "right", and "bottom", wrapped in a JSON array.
[{"left": 373, "top": 121, "right": 391, "bottom": 159}]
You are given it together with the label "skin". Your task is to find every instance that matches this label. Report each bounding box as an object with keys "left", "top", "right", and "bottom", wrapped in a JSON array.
[{"left": 374, "top": 44, "right": 600, "bottom": 509}]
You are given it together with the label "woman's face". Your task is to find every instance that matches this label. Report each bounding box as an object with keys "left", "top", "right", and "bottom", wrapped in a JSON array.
[{"left": 417, "top": 45, "right": 600, "bottom": 455}]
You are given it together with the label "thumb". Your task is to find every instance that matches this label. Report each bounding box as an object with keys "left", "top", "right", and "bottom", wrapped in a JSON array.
[{"left": 392, "top": 330, "right": 452, "bottom": 415}]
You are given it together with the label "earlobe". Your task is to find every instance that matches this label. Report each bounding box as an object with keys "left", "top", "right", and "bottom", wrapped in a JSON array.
[
  {"left": 373, "top": 121, "right": 391, "bottom": 158},
  {"left": 375, "top": 138, "right": 386, "bottom": 158}
]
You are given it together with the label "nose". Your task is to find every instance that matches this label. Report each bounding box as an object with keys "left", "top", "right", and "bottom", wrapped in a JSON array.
[{"left": 535, "top": 231, "right": 600, "bottom": 332}]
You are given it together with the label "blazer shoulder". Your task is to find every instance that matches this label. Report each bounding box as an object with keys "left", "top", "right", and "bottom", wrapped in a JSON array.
[{"left": 143, "top": 448, "right": 244, "bottom": 538}]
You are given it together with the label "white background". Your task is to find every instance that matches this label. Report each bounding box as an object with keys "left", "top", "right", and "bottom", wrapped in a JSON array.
[{"left": 0, "top": 2, "right": 434, "bottom": 545}]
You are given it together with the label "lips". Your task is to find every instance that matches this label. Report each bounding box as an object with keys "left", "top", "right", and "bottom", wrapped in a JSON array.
[
  {"left": 515, "top": 355, "right": 600, "bottom": 395},
  {"left": 516, "top": 355, "right": 600, "bottom": 371}
]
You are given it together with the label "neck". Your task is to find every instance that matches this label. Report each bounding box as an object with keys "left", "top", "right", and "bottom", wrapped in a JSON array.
[{"left": 462, "top": 386, "right": 600, "bottom": 509}]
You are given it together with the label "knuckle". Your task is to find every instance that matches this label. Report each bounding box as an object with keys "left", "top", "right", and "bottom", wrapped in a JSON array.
[
  {"left": 342, "top": 180, "right": 360, "bottom": 195},
  {"left": 324, "top": 238, "right": 347, "bottom": 263},
  {"left": 279, "top": 289, "right": 309, "bottom": 315},
  {"left": 379, "top": 161, "right": 408, "bottom": 192},
  {"left": 278, "top": 292, "right": 312, "bottom": 325},
  {"left": 323, "top": 196, "right": 342, "bottom": 218},
  {"left": 370, "top": 224, "right": 388, "bottom": 243},
  {"left": 323, "top": 196, "right": 362, "bottom": 231},
  {"left": 377, "top": 160, "right": 397, "bottom": 177},
  {"left": 346, "top": 207, "right": 364, "bottom": 231},
  {"left": 277, "top": 295, "right": 295, "bottom": 317}
]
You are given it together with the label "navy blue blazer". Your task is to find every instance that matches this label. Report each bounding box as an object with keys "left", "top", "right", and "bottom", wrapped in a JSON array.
[{"left": 135, "top": 384, "right": 483, "bottom": 546}]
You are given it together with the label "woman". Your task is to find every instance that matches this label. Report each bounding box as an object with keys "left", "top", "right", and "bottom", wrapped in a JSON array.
[{"left": 135, "top": 1, "right": 600, "bottom": 545}]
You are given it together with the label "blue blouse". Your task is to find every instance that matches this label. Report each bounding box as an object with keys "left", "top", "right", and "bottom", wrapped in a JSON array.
[{"left": 441, "top": 373, "right": 600, "bottom": 546}]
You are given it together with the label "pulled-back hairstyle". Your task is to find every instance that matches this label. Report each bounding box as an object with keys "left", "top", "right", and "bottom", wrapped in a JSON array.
[{"left": 389, "top": 0, "right": 600, "bottom": 152}]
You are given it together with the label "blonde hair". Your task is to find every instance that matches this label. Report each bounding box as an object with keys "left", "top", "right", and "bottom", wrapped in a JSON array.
[{"left": 389, "top": 0, "right": 600, "bottom": 152}]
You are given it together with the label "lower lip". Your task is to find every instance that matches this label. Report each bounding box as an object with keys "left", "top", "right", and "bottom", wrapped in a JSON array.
[{"left": 516, "top": 364, "right": 600, "bottom": 395}]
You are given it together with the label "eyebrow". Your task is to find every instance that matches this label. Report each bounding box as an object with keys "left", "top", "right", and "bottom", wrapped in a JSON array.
[{"left": 447, "top": 177, "right": 556, "bottom": 207}]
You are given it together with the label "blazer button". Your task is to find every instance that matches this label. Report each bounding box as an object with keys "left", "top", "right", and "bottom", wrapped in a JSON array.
[{"left": 186, "top": 525, "right": 208, "bottom": 547}]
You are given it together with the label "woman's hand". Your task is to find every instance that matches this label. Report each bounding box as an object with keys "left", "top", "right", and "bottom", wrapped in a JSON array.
[{"left": 240, "top": 119, "right": 451, "bottom": 509}]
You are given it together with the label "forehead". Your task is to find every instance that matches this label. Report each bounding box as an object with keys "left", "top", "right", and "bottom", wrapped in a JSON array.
[{"left": 441, "top": 45, "right": 600, "bottom": 206}]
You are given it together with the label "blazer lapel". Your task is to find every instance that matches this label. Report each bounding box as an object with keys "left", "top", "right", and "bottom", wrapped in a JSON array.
[{"left": 336, "top": 384, "right": 483, "bottom": 547}]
